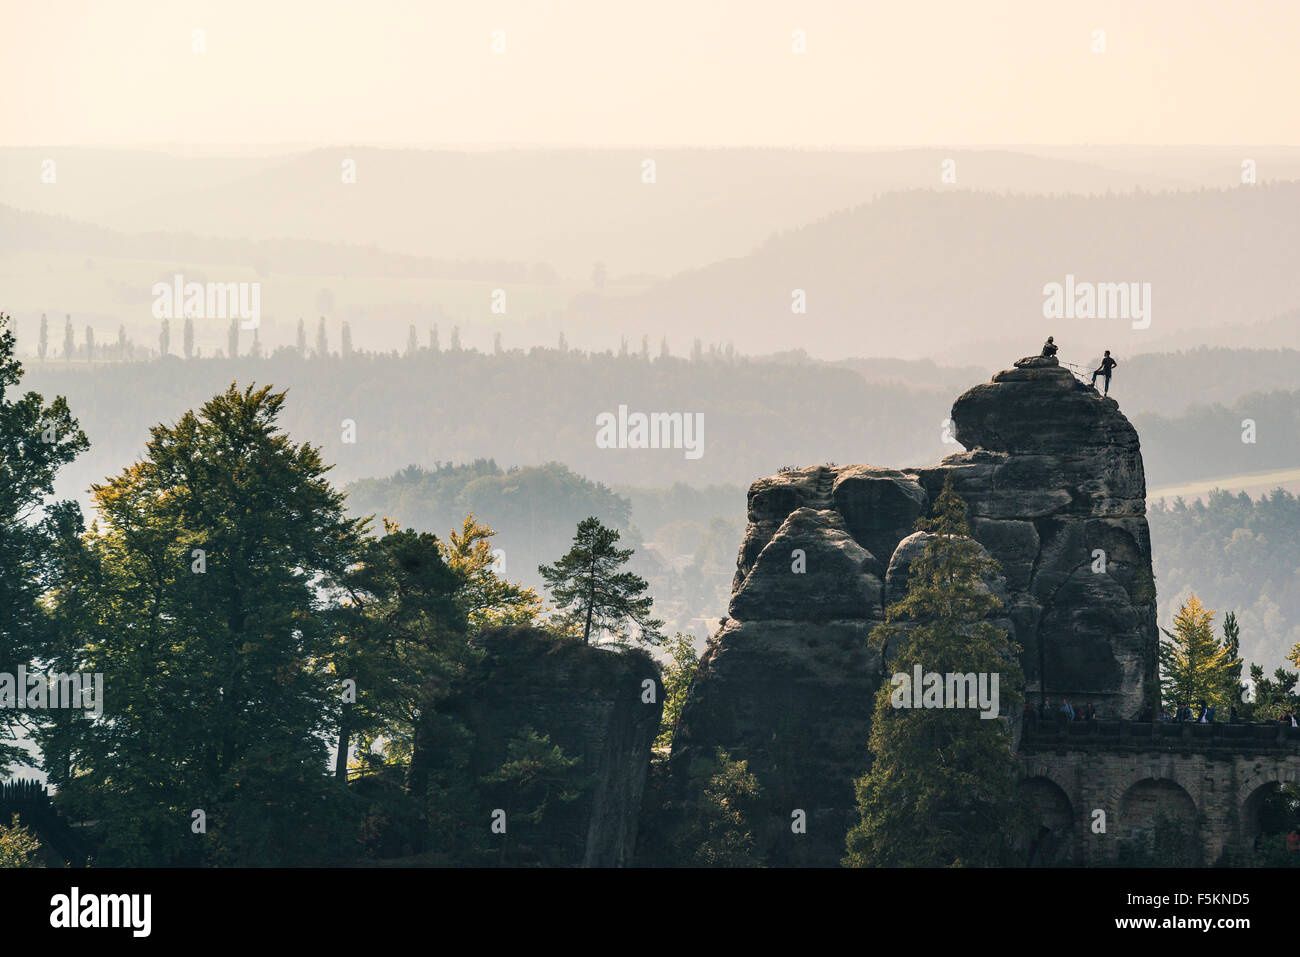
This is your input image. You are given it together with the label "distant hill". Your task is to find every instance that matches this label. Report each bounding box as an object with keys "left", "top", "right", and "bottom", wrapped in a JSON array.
[
  {"left": 0, "top": 145, "right": 1245, "bottom": 278},
  {"left": 569, "top": 184, "right": 1300, "bottom": 364}
]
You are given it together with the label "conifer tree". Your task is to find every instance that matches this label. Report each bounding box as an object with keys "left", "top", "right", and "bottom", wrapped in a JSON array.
[
  {"left": 844, "top": 475, "right": 1024, "bottom": 867},
  {"left": 538, "top": 516, "right": 662, "bottom": 646},
  {"left": 1223, "top": 611, "right": 1245, "bottom": 708},
  {"left": 1159, "top": 595, "right": 1238, "bottom": 713}
]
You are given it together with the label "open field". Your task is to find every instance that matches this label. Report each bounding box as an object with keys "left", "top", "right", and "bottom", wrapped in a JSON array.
[{"left": 1150, "top": 467, "right": 1300, "bottom": 503}]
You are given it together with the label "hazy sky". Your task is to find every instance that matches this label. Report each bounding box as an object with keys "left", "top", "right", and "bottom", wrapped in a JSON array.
[{"left": 5, "top": 0, "right": 1299, "bottom": 148}]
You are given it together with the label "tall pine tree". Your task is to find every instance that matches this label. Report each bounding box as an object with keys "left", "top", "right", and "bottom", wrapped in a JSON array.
[
  {"left": 844, "top": 476, "right": 1025, "bottom": 867},
  {"left": 538, "top": 516, "right": 662, "bottom": 646}
]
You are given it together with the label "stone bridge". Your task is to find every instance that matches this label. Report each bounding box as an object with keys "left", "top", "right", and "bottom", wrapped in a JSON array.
[{"left": 1018, "top": 720, "right": 1300, "bottom": 865}]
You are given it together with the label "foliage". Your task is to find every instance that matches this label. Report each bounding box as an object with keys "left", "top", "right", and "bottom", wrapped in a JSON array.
[
  {"left": 1151, "top": 489, "right": 1300, "bottom": 674},
  {"left": 683, "top": 748, "right": 765, "bottom": 867},
  {"left": 1244, "top": 663, "right": 1300, "bottom": 722},
  {"left": 844, "top": 475, "right": 1025, "bottom": 867},
  {"left": 0, "top": 813, "right": 43, "bottom": 868},
  {"left": 0, "top": 313, "right": 88, "bottom": 773},
  {"left": 41, "top": 383, "right": 367, "bottom": 866},
  {"left": 655, "top": 633, "right": 700, "bottom": 751},
  {"left": 481, "top": 728, "right": 588, "bottom": 865},
  {"left": 440, "top": 514, "right": 542, "bottom": 629},
  {"left": 539, "top": 516, "right": 664, "bottom": 646},
  {"left": 1158, "top": 595, "right": 1240, "bottom": 713}
]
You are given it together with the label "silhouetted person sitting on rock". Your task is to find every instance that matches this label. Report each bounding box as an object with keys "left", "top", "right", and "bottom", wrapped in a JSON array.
[
  {"left": 1041, "top": 336, "right": 1058, "bottom": 358},
  {"left": 1090, "top": 350, "right": 1118, "bottom": 395}
]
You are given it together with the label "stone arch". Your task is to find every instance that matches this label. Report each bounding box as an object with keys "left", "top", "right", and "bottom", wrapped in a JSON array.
[
  {"left": 1019, "top": 775, "right": 1075, "bottom": 866},
  {"left": 1099, "top": 760, "right": 1202, "bottom": 813},
  {"left": 1235, "top": 762, "right": 1300, "bottom": 861},
  {"left": 1239, "top": 781, "right": 1282, "bottom": 851},
  {"left": 1116, "top": 777, "right": 1200, "bottom": 865}
]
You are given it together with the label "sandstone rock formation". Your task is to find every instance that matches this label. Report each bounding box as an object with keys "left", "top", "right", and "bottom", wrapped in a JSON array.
[
  {"left": 670, "top": 355, "right": 1158, "bottom": 865},
  {"left": 449, "top": 626, "right": 663, "bottom": 866}
]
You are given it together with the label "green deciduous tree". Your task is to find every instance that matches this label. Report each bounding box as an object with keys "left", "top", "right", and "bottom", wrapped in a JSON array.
[
  {"left": 844, "top": 476, "right": 1025, "bottom": 868},
  {"left": 0, "top": 313, "right": 88, "bottom": 774},
  {"left": 332, "top": 523, "right": 471, "bottom": 801},
  {"left": 43, "top": 383, "right": 366, "bottom": 865},
  {"left": 538, "top": 516, "right": 663, "bottom": 646},
  {"left": 655, "top": 632, "right": 699, "bottom": 751},
  {"left": 441, "top": 515, "right": 541, "bottom": 630}
]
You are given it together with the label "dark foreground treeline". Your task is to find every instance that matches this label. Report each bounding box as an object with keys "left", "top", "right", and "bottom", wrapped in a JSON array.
[{"left": 0, "top": 312, "right": 768, "bottom": 867}]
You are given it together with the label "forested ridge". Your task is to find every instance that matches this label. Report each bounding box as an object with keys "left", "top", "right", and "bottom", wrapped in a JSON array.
[{"left": 17, "top": 345, "right": 1300, "bottom": 508}]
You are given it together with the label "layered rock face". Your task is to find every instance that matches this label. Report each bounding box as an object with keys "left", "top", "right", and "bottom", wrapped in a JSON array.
[
  {"left": 669, "top": 356, "right": 1158, "bottom": 865},
  {"left": 451, "top": 626, "right": 663, "bottom": 867}
]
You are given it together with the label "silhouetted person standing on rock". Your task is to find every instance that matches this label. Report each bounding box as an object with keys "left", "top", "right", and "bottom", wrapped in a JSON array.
[
  {"left": 1041, "top": 336, "right": 1058, "bottom": 359},
  {"left": 1090, "top": 350, "right": 1117, "bottom": 395}
]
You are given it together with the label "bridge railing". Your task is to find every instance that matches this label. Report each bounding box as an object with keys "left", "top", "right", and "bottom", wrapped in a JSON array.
[{"left": 1019, "top": 717, "right": 1300, "bottom": 753}]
